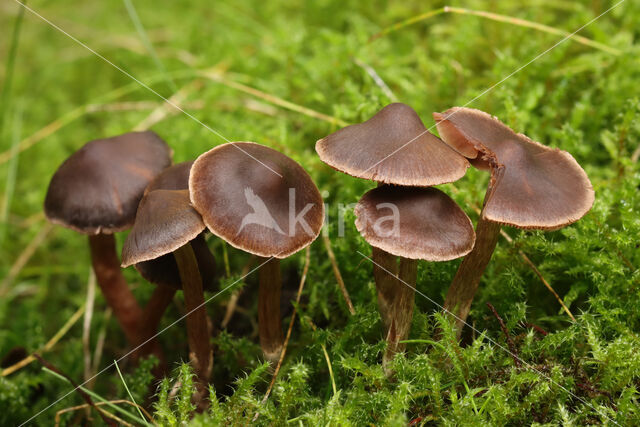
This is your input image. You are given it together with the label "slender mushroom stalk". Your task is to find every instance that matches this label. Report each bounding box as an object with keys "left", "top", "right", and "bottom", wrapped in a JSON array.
[
  {"left": 88, "top": 234, "right": 144, "bottom": 346},
  {"left": 442, "top": 215, "right": 501, "bottom": 334},
  {"left": 189, "top": 142, "right": 324, "bottom": 364},
  {"left": 434, "top": 107, "right": 594, "bottom": 338},
  {"left": 257, "top": 257, "right": 284, "bottom": 362},
  {"left": 355, "top": 185, "right": 475, "bottom": 372},
  {"left": 387, "top": 257, "right": 417, "bottom": 357},
  {"left": 44, "top": 131, "right": 171, "bottom": 348},
  {"left": 371, "top": 247, "right": 398, "bottom": 332},
  {"left": 174, "top": 243, "right": 213, "bottom": 393},
  {"left": 122, "top": 189, "right": 215, "bottom": 407}
]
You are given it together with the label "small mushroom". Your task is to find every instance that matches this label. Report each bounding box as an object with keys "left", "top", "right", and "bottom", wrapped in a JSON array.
[
  {"left": 44, "top": 131, "right": 171, "bottom": 347},
  {"left": 433, "top": 107, "right": 594, "bottom": 336},
  {"left": 121, "top": 189, "right": 213, "bottom": 401},
  {"left": 316, "top": 103, "right": 471, "bottom": 361},
  {"left": 355, "top": 185, "right": 475, "bottom": 368},
  {"left": 189, "top": 142, "right": 324, "bottom": 362},
  {"left": 131, "top": 161, "right": 216, "bottom": 365}
]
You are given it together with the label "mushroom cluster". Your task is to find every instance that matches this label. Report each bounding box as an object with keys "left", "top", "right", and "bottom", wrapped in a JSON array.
[
  {"left": 316, "top": 102, "right": 593, "bottom": 365},
  {"left": 43, "top": 101, "right": 593, "bottom": 403},
  {"left": 317, "top": 103, "right": 476, "bottom": 369},
  {"left": 45, "top": 135, "right": 323, "bottom": 407}
]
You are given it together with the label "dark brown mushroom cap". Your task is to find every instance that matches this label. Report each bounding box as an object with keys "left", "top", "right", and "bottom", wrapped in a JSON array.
[
  {"left": 355, "top": 185, "right": 475, "bottom": 261},
  {"left": 433, "top": 107, "right": 595, "bottom": 230},
  {"left": 134, "top": 234, "right": 216, "bottom": 290},
  {"left": 144, "top": 161, "right": 194, "bottom": 194},
  {"left": 189, "top": 142, "right": 324, "bottom": 258},
  {"left": 44, "top": 131, "right": 172, "bottom": 234},
  {"left": 121, "top": 189, "right": 205, "bottom": 266},
  {"left": 315, "top": 103, "right": 469, "bottom": 186}
]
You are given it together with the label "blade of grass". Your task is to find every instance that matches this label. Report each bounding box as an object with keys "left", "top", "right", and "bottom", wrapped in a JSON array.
[
  {"left": 36, "top": 356, "right": 116, "bottom": 426},
  {"left": 0, "top": 69, "right": 197, "bottom": 165},
  {"left": 322, "top": 232, "right": 355, "bottom": 315},
  {"left": 42, "top": 367, "right": 149, "bottom": 426},
  {"left": 0, "top": 222, "right": 54, "bottom": 297},
  {"left": 133, "top": 79, "right": 202, "bottom": 131},
  {"left": 114, "top": 359, "right": 149, "bottom": 425},
  {"left": 369, "top": 6, "right": 622, "bottom": 55},
  {"left": 0, "top": 105, "right": 23, "bottom": 246},
  {"left": 82, "top": 271, "right": 96, "bottom": 383},
  {"left": 0, "top": 0, "right": 26, "bottom": 144},
  {"left": 122, "top": 0, "right": 177, "bottom": 91},
  {"left": 1, "top": 304, "right": 85, "bottom": 376},
  {"left": 55, "top": 400, "right": 154, "bottom": 427},
  {"left": 305, "top": 317, "right": 337, "bottom": 396},
  {"left": 56, "top": 402, "right": 135, "bottom": 427},
  {"left": 89, "top": 308, "right": 112, "bottom": 389},
  {"left": 199, "top": 69, "right": 349, "bottom": 127}
]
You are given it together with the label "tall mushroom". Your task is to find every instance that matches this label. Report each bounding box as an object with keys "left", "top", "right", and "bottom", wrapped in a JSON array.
[
  {"left": 44, "top": 131, "right": 171, "bottom": 347},
  {"left": 121, "top": 189, "right": 213, "bottom": 402},
  {"left": 130, "top": 161, "right": 216, "bottom": 364},
  {"left": 433, "top": 107, "right": 594, "bottom": 336},
  {"left": 355, "top": 185, "right": 475, "bottom": 368},
  {"left": 316, "top": 103, "right": 471, "bottom": 353},
  {"left": 189, "top": 142, "right": 324, "bottom": 363}
]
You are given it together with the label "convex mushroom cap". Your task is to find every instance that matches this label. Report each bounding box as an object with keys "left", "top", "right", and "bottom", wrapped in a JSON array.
[
  {"left": 45, "top": 131, "right": 172, "bottom": 234},
  {"left": 433, "top": 107, "right": 594, "bottom": 230},
  {"left": 355, "top": 185, "right": 475, "bottom": 261},
  {"left": 189, "top": 142, "right": 324, "bottom": 258},
  {"left": 121, "top": 189, "right": 215, "bottom": 289},
  {"left": 316, "top": 103, "right": 469, "bottom": 186}
]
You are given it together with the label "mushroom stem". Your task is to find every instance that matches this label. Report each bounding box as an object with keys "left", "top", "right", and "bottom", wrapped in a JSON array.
[
  {"left": 443, "top": 215, "right": 501, "bottom": 338},
  {"left": 372, "top": 246, "right": 398, "bottom": 332},
  {"left": 258, "top": 257, "right": 283, "bottom": 363},
  {"left": 174, "top": 243, "right": 212, "bottom": 405},
  {"left": 88, "top": 234, "right": 143, "bottom": 347},
  {"left": 383, "top": 257, "right": 417, "bottom": 372},
  {"left": 135, "top": 284, "right": 176, "bottom": 369}
]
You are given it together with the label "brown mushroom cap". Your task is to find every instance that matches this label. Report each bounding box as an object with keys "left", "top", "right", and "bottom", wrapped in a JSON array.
[
  {"left": 144, "top": 161, "right": 194, "bottom": 194},
  {"left": 316, "top": 103, "right": 469, "bottom": 186},
  {"left": 134, "top": 234, "right": 216, "bottom": 290},
  {"left": 121, "top": 189, "right": 205, "bottom": 266},
  {"left": 44, "top": 131, "right": 172, "bottom": 234},
  {"left": 433, "top": 107, "right": 594, "bottom": 230},
  {"left": 189, "top": 142, "right": 324, "bottom": 258},
  {"left": 355, "top": 185, "right": 475, "bottom": 261}
]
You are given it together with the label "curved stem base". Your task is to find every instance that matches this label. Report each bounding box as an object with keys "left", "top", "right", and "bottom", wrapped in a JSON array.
[{"left": 443, "top": 216, "right": 501, "bottom": 338}]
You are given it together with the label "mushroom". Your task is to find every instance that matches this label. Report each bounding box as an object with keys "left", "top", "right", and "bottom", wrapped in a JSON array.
[
  {"left": 44, "top": 131, "right": 171, "bottom": 347},
  {"left": 189, "top": 142, "right": 324, "bottom": 363},
  {"left": 131, "top": 161, "right": 216, "bottom": 364},
  {"left": 433, "top": 107, "right": 594, "bottom": 336},
  {"left": 121, "top": 189, "right": 213, "bottom": 399},
  {"left": 316, "top": 103, "right": 471, "bottom": 357},
  {"left": 355, "top": 185, "right": 475, "bottom": 368}
]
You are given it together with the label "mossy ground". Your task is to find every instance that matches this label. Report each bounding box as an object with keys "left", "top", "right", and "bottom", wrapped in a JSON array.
[{"left": 1, "top": 0, "right": 639, "bottom": 425}]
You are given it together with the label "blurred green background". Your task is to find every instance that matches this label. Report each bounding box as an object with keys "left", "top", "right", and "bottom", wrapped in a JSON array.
[{"left": 1, "top": 0, "right": 639, "bottom": 425}]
